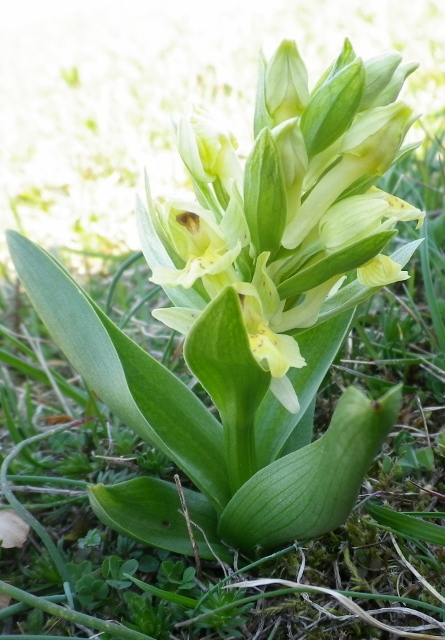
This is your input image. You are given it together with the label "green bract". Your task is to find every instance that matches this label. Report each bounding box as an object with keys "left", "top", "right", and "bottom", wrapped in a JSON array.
[{"left": 7, "top": 38, "right": 424, "bottom": 557}]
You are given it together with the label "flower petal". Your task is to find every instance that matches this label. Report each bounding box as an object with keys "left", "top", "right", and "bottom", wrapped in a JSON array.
[
  {"left": 249, "top": 324, "right": 305, "bottom": 378},
  {"left": 269, "top": 376, "right": 300, "bottom": 414},
  {"left": 357, "top": 254, "right": 409, "bottom": 287},
  {"left": 152, "top": 307, "right": 202, "bottom": 335}
]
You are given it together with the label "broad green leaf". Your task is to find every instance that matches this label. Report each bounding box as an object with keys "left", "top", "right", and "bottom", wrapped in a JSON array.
[
  {"left": 7, "top": 231, "right": 231, "bottom": 512},
  {"left": 277, "top": 230, "right": 396, "bottom": 299},
  {"left": 280, "top": 393, "right": 315, "bottom": 457},
  {"left": 301, "top": 59, "right": 365, "bottom": 160},
  {"left": 255, "top": 309, "right": 354, "bottom": 468},
  {"left": 253, "top": 51, "right": 273, "bottom": 138},
  {"left": 88, "top": 477, "right": 232, "bottom": 561},
  {"left": 244, "top": 128, "right": 287, "bottom": 259},
  {"left": 366, "top": 503, "right": 445, "bottom": 545},
  {"left": 219, "top": 385, "right": 402, "bottom": 553},
  {"left": 184, "top": 287, "right": 270, "bottom": 493},
  {"left": 298, "top": 239, "right": 423, "bottom": 330}
]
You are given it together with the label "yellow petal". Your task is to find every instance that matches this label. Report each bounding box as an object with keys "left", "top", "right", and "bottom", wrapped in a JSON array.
[
  {"left": 357, "top": 254, "right": 409, "bottom": 287},
  {"left": 249, "top": 323, "right": 305, "bottom": 378}
]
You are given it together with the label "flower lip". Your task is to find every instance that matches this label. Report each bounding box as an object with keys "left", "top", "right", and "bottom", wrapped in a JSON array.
[{"left": 176, "top": 212, "right": 201, "bottom": 234}]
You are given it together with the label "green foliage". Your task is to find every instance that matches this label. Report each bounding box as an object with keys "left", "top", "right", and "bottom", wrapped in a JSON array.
[
  {"left": 102, "top": 555, "right": 138, "bottom": 588},
  {"left": 122, "top": 592, "right": 173, "bottom": 638}
]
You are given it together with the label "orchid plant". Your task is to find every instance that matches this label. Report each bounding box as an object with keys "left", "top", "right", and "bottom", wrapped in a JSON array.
[{"left": 7, "top": 39, "right": 424, "bottom": 560}]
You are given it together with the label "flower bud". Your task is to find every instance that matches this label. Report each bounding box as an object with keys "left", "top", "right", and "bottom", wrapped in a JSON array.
[
  {"left": 301, "top": 58, "right": 365, "bottom": 159},
  {"left": 359, "top": 52, "right": 402, "bottom": 110},
  {"left": 366, "top": 61, "right": 419, "bottom": 109},
  {"left": 176, "top": 106, "right": 243, "bottom": 192},
  {"left": 341, "top": 101, "right": 417, "bottom": 173},
  {"left": 265, "top": 40, "right": 309, "bottom": 125}
]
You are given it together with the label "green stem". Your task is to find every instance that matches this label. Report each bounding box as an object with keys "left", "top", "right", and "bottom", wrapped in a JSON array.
[
  {"left": 105, "top": 250, "right": 144, "bottom": 314},
  {"left": 223, "top": 406, "right": 257, "bottom": 494},
  {"left": 0, "top": 594, "right": 67, "bottom": 621},
  {"left": 6, "top": 475, "right": 89, "bottom": 488},
  {"left": 0, "top": 581, "right": 155, "bottom": 640}
]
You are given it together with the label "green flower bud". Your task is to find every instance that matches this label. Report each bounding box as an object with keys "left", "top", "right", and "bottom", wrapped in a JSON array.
[
  {"left": 176, "top": 106, "right": 243, "bottom": 193},
  {"left": 264, "top": 40, "right": 309, "bottom": 125},
  {"left": 341, "top": 101, "right": 417, "bottom": 173},
  {"left": 368, "top": 61, "right": 419, "bottom": 108},
  {"left": 359, "top": 52, "right": 403, "bottom": 110},
  {"left": 301, "top": 58, "right": 366, "bottom": 159}
]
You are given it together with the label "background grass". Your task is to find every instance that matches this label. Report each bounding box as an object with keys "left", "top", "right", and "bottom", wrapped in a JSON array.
[{"left": 1, "top": 1, "right": 445, "bottom": 637}]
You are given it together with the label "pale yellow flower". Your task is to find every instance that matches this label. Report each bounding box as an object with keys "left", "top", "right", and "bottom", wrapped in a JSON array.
[
  {"left": 357, "top": 254, "right": 409, "bottom": 287},
  {"left": 150, "top": 201, "right": 241, "bottom": 291}
]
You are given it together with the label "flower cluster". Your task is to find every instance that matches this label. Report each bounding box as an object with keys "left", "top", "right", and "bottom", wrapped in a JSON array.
[{"left": 141, "top": 39, "right": 423, "bottom": 412}]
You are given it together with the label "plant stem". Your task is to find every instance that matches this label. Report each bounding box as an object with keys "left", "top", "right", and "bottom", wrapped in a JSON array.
[
  {"left": 0, "top": 581, "right": 155, "bottom": 640},
  {"left": 0, "top": 594, "right": 67, "bottom": 621},
  {"left": 223, "top": 404, "right": 257, "bottom": 494}
]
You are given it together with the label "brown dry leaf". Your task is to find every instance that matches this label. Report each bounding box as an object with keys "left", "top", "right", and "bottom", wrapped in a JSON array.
[
  {"left": 0, "top": 509, "right": 30, "bottom": 548},
  {"left": 0, "top": 593, "right": 11, "bottom": 609}
]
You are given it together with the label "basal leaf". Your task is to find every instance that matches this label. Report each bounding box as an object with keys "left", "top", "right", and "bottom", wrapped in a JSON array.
[
  {"left": 7, "top": 231, "right": 230, "bottom": 512},
  {"left": 88, "top": 477, "right": 232, "bottom": 561},
  {"left": 219, "top": 385, "right": 401, "bottom": 553}
]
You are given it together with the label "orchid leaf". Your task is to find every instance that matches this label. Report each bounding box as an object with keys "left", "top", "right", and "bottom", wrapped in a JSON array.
[
  {"left": 219, "top": 385, "right": 402, "bottom": 553},
  {"left": 244, "top": 128, "right": 287, "bottom": 259},
  {"left": 280, "top": 393, "right": 315, "bottom": 457},
  {"left": 6, "top": 231, "right": 231, "bottom": 512},
  {"left": 88, "top": 477, "right": 232, "bottom": 561},
  {"left": 255, "top": 309, "right": 354, "bottom": 468},
  {"left": 185, "top": 286, "right": 270, "bottom": 493},
  {"left": 277, "top": 230, "right": 396, "bottom": 298}
]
